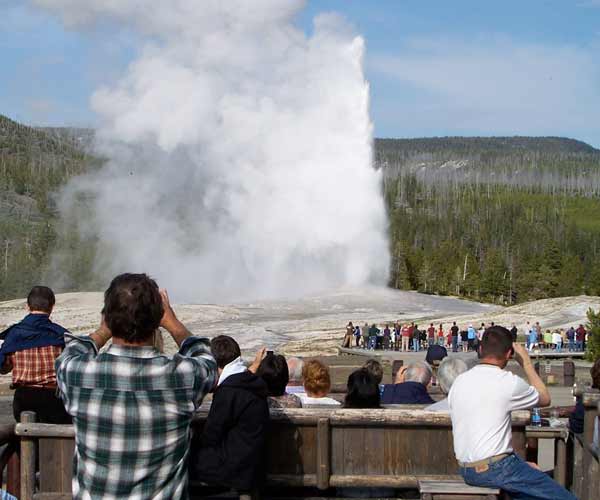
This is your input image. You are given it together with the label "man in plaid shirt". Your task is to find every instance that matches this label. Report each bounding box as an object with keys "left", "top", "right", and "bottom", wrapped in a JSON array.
[{"left": 55, "top": 273, "right": 218, "bottom": 500}]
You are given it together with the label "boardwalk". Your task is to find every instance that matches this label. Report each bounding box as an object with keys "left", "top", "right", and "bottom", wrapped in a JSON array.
[{"left": 339, "top": 346, "right": 587, "bottom": 361}]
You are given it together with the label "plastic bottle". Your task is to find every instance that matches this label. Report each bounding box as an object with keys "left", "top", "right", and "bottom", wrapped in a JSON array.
[{"left": 531, "top": 407, "right": 542, "bottom": 427}]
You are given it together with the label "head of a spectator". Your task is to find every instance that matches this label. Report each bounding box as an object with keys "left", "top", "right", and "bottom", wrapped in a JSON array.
[
  {"left": 437, "top": 357, "right": 469, "bottom": 395},
  {"left": 344, "top": 369, "right": 380, "bottom": 409},
  {"left": 286, "top": 357, "right": 304, "bottom": 386},
  {"left": 302, "top": 359, "right": 331, "bottom": 398},
  {"left": 478, "top": 325, "right": 513, "bottom": 368},
  {"left": 27, "top": 286, "right": 56, "bottom": 315},
  {"left": 256, "top": 353, "right": 289, "bottom": 397},
  {"left": 104, "top": 273, "right": 164, "bottom": 346},
  {"left": 362, "top": 359, "right": 383, "bottom": 385},
  {"left": 210, "top": 335, "right": 241, "bottom": 374},
  {"left": 591, "top": 359, "right": 600, "bottom": 390},
  {"left": 425, "top": 344, "right": 448, "bottom": 366},
  {"left": 399, "top": 361, "right": 433, "bottom": 387}
]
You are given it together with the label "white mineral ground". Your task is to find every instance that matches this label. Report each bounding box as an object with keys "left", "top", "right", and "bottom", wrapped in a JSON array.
[{"left": 1, "top": 286, "right": 598, "bottom": 359}]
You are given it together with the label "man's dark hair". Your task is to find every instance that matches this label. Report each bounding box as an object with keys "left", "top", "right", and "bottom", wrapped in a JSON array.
[
  {"left": 210, "top": 335, "right": 241, "bottom": 368},
  {"left": 256, "top": 354, "right": 289, "bottom": 397},
  {"left": 345, "top": 369, "right": 380, "bottom": 409},
  {"left": 27, "top": 286, "right": 56, "bottom": 314},
  {"left": 480, "top": 325, "right": 513, "bottom": 360},
  {"left": 103, "top": 273, "right": 163, "bottom": 343}
]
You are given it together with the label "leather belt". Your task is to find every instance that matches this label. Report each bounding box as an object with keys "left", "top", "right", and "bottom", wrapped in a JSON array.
[{"left": 458, "top": 453, "right": 511, "bottom": 468}]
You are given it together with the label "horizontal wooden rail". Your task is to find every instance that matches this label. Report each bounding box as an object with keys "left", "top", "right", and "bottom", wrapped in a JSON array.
[
  {"left": 329, "top": 474, "right": 461, "bottom": 488},
  {"left": 17, "top": 409, "right": 531, "bottom": 436},
  {"left": 524, "top": 426, "right": 569, "bottom": 440},
  {"left": 15, "top": 423, "right": 75, "bottom": 438}
]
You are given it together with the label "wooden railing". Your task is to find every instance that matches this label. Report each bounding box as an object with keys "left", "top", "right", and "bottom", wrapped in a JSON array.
[
  {"left": 571, "top": 389, "right": 600, "bottom": 500},
  {"left": 15, "top": 402, "right": 597, "bottom": 499},
  {"left": 14, "top": 408, "right": 532, "bottom": 499}
]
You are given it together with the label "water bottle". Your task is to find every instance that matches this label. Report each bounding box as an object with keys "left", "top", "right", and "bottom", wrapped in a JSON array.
[
  {"left": 531, "top": 407, "right": 542, "bottom": 427},
  {"left": 379, "top": 384, "right": 385, "bottom": 398}
]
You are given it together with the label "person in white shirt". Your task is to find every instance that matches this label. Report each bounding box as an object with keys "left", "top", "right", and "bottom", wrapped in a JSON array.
[
  {"left": 297, "top": 359, "right": 340, "bottom": 407},
  {"left": 552, "top": 330, "right": 563, "bottom": 352},
  {"left": 449, "top": 326, "right": 576, "bottom": 500},
  {"left": 426, "top": 357, "right": 468, "bottom": 411}
]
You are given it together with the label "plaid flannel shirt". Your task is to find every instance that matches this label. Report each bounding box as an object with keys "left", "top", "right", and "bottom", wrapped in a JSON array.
[
  {"left": 7, "top": 345, "right": 63, "bottom": 387},
  {"left": 55, "top": 333, "right": 217, "bottom": 500}
]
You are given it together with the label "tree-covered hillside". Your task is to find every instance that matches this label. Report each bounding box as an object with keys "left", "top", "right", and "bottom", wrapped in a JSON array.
[
  {"left": 2, "top": 114, "right": 600, "bottom": 305},
  {"left": 380, "top": 137, "right": 600, "bottom": 303},
  {"left": 0, "top": 114, "right": 95, "bottom": 299}
]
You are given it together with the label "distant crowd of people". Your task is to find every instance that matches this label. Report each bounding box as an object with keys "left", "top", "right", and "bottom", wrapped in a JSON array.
[
  {"left": 0, "top": 276, "right": 591, "bottom": 499},
  {"left": 342, "top": 320, "right": 590, "bottom": 353}
]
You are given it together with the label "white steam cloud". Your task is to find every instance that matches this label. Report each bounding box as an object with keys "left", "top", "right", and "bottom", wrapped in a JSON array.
[{"left": 34, "top": 0, "right": 389, "bottom": 301}]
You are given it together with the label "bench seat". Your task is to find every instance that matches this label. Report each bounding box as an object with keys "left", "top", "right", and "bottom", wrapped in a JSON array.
[{"left": 419, "top": 479, "right": 501, "bottom": 500}]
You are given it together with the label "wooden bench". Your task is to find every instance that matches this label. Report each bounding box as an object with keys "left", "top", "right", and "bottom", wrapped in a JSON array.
[
  {"left": 419, "top": 479, "right": 500, "bottom": 500},
  {"left": 15, "top": 408, "right": 531, "bottom": 499}
]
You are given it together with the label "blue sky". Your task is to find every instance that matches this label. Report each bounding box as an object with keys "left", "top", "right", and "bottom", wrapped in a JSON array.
[{"left": 2, "top": 0, "right": 600, "bottom": 146}]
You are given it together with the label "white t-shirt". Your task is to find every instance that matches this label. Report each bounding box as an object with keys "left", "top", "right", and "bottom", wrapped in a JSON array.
[
  {"left": 448, "top": 364, "right": 539, "bottom": 463},
  {"left": 426, "top": 398, "right": 449, "bottom": 412},
  {"left": 297, "top": 393, "right": 341, "bottom": 407}
]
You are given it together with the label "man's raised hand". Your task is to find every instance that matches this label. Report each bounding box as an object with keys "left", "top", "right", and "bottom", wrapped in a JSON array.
[
  {"left": 248, "top": 347, "right": 267, "bottom": 373},
  {"left": 512, "top": 342, "right": 531, "bottom": 367},
  {"left": 159, "top": 289, "right": 178, "bottom": 330}
]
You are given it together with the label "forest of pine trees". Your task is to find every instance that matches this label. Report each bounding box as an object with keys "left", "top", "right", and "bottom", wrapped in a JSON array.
[
  {"left": 0, "top": 114, "right": 96, "bottom": 299},
  {"left": 379, "top": 137, "right": 600, "bottom": 304},
  {"left": 2, "top": 113, "right": 600, "bottom": 305}
]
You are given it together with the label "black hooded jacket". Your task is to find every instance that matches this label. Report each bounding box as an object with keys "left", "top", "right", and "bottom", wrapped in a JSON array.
[{"left": 189, "top": 370, "right": 269, "bottom": 491}]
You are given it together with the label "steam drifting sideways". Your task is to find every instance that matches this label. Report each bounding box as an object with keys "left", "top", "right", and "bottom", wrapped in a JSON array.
[{"left": 35, "top": 0, "right": 390, "bottom": 301}]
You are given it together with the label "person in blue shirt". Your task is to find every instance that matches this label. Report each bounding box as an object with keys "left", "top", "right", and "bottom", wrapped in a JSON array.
[
  {"left": 353, "top": 325, "right": 361, "bottom": 347},
  {"left": 528, "top": 327, "right": 538, "bottom": 352},
  {"left": 467, "top": 325, "right": 477, "bottom": 351}
]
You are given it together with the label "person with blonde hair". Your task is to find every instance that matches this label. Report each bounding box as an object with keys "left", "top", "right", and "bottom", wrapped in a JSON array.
[{"left": 298, "top": 359, "right": 340, "bottom": 406}]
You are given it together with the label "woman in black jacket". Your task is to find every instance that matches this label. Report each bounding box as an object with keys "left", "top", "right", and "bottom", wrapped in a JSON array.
[{"left": 189, "top": 336, "right": 269, "bottom": 492}]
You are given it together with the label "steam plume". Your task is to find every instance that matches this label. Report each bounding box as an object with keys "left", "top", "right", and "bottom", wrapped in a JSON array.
[{"left": 34, "top": 0, "right": 389, "bottom": 301}]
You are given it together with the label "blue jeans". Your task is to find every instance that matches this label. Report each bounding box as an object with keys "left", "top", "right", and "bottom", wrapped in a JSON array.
[
  {"left": 413, "top": 339, "right": 420, "bottom": 351},
  {"left": 576, "top": 340, "right": 583, "bottom": 351},
  {"left": 451, "top": 335, "right": 458, "bottom": 352},
  {"left": 461, "top": 453, "right": 576, "bottom": 500},
  {"left": 568, "top": 339, "right": 575, "bottom": 351}
]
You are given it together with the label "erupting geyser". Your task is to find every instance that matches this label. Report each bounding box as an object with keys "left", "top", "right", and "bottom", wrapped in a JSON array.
[{"left": 35, "top": 0, "right": 389, "bottom": 301}]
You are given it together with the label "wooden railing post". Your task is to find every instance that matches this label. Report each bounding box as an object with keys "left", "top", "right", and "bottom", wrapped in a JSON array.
[
  {"left": 316, "top": 417, "right": 330, "bottom": 490},
  {"left": 554, "top": 435, "right": 567, "bottom": 487},
  {"left": 20, "top": 412, "right": 36, "bottom": 500}
]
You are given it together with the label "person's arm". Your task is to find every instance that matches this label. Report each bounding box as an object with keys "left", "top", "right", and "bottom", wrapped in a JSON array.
[
  {"left": 161, "top": 290, "right": 217, "bottom": 404},
  {"left": 513, "top": 343, "right": 551, "bottom": 407},
  {"left": 248, "top": 347, "right": 267, "bottom": 374},
  {"left": 159, "top": 290, "right": 194, "bottom": 346},
  {"left": 0, "top": 355, "right": 13, "bottom": 374}
]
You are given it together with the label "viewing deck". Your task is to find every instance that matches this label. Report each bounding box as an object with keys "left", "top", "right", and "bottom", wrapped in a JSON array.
[{"left": 338, "top": 346, "right": 587, "bottom": 360}]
